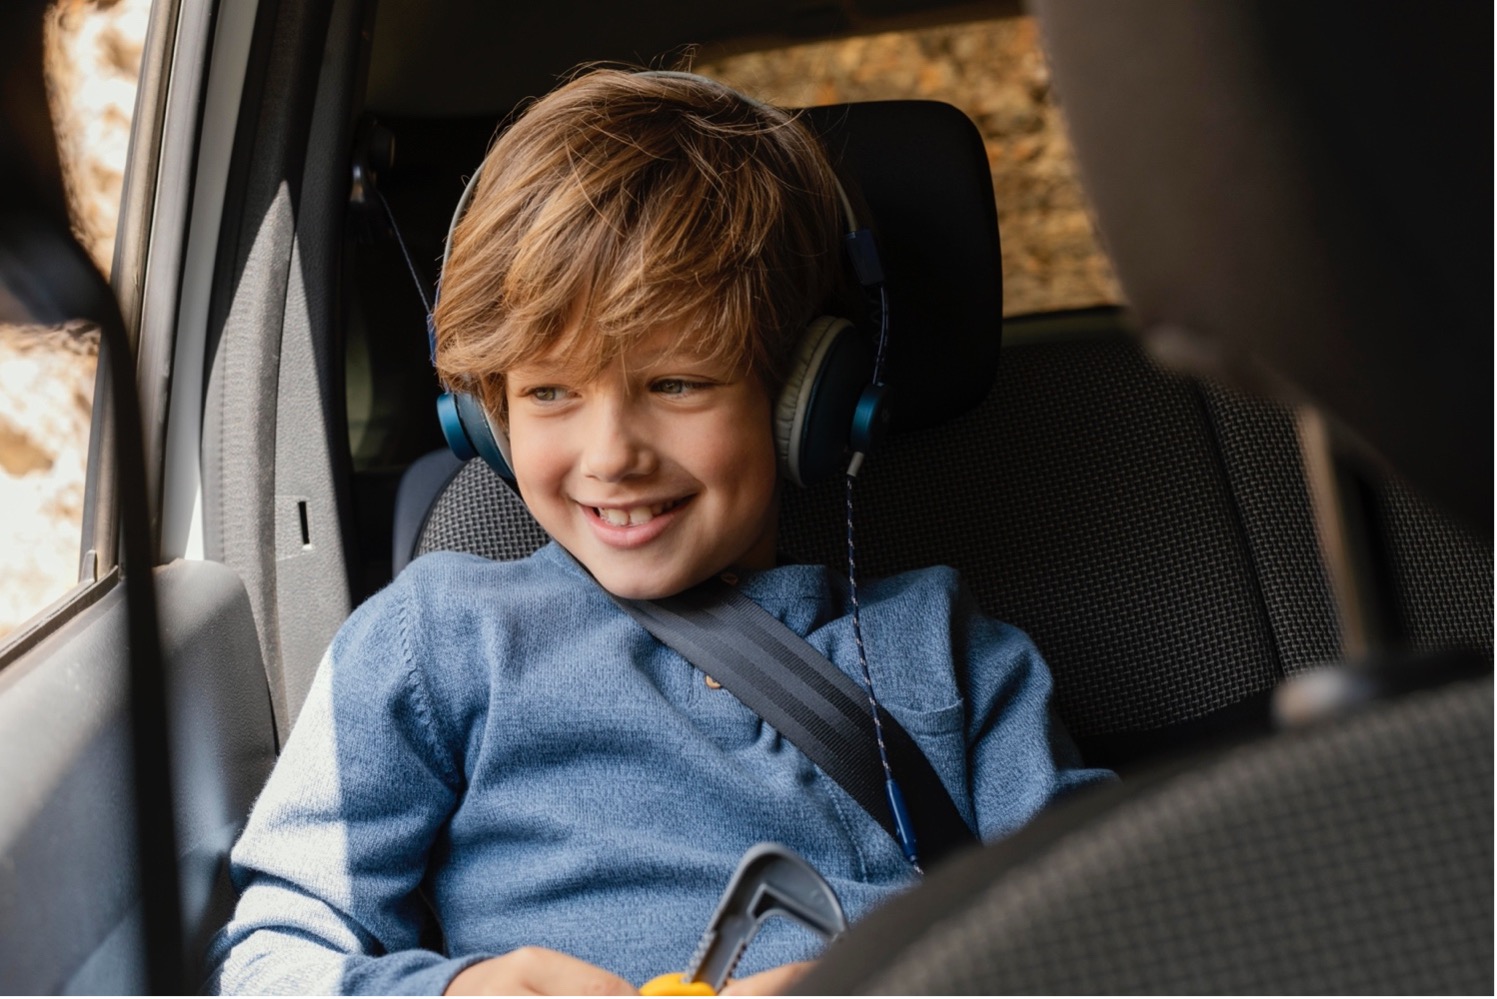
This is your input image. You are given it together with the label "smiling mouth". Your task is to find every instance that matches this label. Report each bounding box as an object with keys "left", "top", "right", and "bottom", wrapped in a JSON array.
[{"left": 590, "top": 497, "right": 688, "bottom": 527}]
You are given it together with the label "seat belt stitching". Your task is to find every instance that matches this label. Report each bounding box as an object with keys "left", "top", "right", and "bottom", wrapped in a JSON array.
[
  {"left": 673, "top": 582, "right": 882, "bottom": 728},
  {"left": 642, "top": 609, "right": 887, "bottom": 785},
  {"left": 654, "top": 603, "right": 881, "bottom": 777},
  {"left": 686, "top": 594, "right": 880, "bottom": 734}
]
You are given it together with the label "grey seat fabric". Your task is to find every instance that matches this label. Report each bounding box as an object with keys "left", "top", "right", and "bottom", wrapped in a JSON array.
[
  {"left": 418, "top": 459, "right": 549, "bottom": 566},
  {"left": 1374, "top": 476, "right": 1494, "bottom": 654},
  {"left": 777, "top": 321, "right": 1338, "bottom": 742},
  {"left": 800, "top": 676, "right": 1494, "bottom": 994},
  {"left": 393, "top": 447, "right": 463, "bottom": 575}
]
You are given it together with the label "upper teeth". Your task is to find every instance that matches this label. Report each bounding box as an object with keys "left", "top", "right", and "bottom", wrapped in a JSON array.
[{"left": 597, "top": 501, "right": 675, "bottom": 527}]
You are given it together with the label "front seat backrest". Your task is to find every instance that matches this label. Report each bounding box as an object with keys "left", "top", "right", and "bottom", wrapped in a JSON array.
[{"left": 800, "top": 676, "right": 1494, "bottom": 993}]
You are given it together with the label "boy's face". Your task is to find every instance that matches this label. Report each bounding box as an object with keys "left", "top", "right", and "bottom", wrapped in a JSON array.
[{"left": 504, "top": 327, "right": 780, "bottom": 600}]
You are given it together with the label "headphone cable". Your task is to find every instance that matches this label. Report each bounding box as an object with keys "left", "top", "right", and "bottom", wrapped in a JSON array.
[
  {"left": 369, "top": 183, "right": 439, "bottom": 362},
  {"left": 842, "top": 280, "right": 921, "bottom": 873}
]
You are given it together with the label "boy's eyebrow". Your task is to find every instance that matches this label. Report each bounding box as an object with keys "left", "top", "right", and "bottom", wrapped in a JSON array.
[
  {"left": 630, "top": 329, "right": 739, "bottom": 367},
  {"left": 628, "top": 343, "right": 696, "bottom": 366},
  {"left": 505, "top": 357, "right": 589, "bottom": 386},
  {"left": 507, "top": 329, "right": 735, "bottom": 383},
  {"left": 625, "top": 348, "right": 740, "bottom": 381}
]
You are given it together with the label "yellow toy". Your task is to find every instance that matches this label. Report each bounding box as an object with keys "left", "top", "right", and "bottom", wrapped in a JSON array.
[{"left": 640, "top": 971, "right": 720, "bottom": 995}]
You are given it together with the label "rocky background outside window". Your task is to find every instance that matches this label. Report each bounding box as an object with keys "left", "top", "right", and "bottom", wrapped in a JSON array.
[{"left": 1, "top": 0, "right": 148, "bottom": 640}]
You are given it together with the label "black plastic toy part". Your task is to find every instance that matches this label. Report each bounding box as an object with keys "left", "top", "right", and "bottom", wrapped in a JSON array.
[{"left": 681, "top": 843, "right": 848, "bottom": 992}]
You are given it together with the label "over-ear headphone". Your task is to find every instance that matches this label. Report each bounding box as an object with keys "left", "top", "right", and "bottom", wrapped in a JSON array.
[{"left": 433, "top": 71, "right": 891, "bottom": 489}]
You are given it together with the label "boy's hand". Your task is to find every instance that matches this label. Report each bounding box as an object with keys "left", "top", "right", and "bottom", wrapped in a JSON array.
[
  {"left": 720, "top": 961, "right": 816, "bottom": 996},
  {"left": 445, "top": 946, "right": 637, "bottom": 995}
]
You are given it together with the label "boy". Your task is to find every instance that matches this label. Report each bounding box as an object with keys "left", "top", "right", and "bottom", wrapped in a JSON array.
[{"left": 208, "top": 68, "right": 1110, "bottom": 995}]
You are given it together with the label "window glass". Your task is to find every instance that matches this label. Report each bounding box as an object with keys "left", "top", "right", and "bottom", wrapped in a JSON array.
[
  {"left": 0, "top": 0, "right": 149, "bottom": 643},
  {"left": 697, "top": 16, "right": 1123, "bottom": 317}
]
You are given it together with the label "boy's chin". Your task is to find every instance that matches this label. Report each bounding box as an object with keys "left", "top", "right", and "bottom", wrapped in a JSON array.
[
  {"left": 583, "top": 559, "right": 717, "bottom": 602},
  {"left": 593, "top": 571, "right": 700, "bottom": 602}
]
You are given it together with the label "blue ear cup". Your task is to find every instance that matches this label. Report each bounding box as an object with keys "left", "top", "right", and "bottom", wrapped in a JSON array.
[
  {"left": 431, "top": 152, "right": 518, "bottom": 485},
  {"left": 774, "top": 316, "right": 878, "bottom": 487},
  {"left": 437, "top": 389, "right": 515, "bottom": 483},
  {"left": 850, "top": 383, "right": 892, "bottom": 454}
]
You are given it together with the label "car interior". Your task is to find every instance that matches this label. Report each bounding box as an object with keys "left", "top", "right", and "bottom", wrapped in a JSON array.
[{"left": 0, "top": 0, "right": 1489, "bottom": 993}]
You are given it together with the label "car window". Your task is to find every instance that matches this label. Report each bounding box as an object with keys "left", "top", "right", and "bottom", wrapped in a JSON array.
[
  {"left": 0, "top": 0, "right": 149, "bottom": 648},
  {"left": 696, "top": 15, "right": 1123, "bottom": 318},
  {"left": 0, "top": 322, "right": 99, "bottom": 642}
]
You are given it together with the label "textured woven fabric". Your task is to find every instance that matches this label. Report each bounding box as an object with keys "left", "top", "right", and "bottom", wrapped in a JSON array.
[
  {"left": 782, "top": 335, "right": 1283, "bottom": 736},
  {"left": 417, "top": 460, "right": 550, "bottom": 563},
  {"left": 1199, "top": 382, "right": 1342, "bottom": 675},
  {"left": 828, "top": 677, "right": 1494, "bottom": 995},
  {"left": 1375, "top": 475, "right": 1494, "bottom": 654}
]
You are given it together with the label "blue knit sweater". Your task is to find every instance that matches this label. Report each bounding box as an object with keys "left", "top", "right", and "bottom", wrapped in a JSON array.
[{"left": 206, "top": 542, "right": 1111, "bottom": 994}]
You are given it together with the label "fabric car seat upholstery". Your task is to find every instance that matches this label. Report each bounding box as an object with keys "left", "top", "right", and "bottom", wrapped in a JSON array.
[{"left": 800, "top": 674, "right": 1493, "bottom": 993}]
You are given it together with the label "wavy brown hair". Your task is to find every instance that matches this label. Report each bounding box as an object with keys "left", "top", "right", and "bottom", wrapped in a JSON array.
[{"left": 432, "top": 68, "right": 846, "bottom": 422}]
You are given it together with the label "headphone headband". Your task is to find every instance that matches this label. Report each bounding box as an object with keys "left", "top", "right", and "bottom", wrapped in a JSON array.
[
  {"left": 432, "top": 69, "right": 889, "bottom": 486},
  {"left": 442, "top": 71, "right": 862, "bottom": 276}
]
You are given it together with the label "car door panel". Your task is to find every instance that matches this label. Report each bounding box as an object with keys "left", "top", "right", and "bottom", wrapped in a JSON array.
[{"left": 0, "top": 560, "right": 274, "bottom": 992}]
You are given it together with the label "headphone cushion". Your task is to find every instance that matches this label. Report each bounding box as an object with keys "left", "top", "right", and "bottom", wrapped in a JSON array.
[
  {"left": 452, "top": 390, "right": 516, "bottom": 483},
  {"left": 774, "top": 315, "right": 872, "bottom": 487}
]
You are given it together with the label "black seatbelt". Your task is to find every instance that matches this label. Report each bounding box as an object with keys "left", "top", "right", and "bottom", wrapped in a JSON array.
[{"left": 615, "top": 576, "right": 978, "bottom": 869}]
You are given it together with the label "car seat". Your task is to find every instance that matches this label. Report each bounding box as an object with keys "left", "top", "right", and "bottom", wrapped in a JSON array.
[
  {"left": 397, "top": 93, "right": 1491, "bottom": 991},
  {"left": 802, "top": 671, "right": 1492, "bottom": 993},
  {"left": 396, "top": 100, "right": 1489, "bottom": 774}
]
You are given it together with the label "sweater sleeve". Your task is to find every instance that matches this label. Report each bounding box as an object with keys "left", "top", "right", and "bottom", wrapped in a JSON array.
[
  {"left": 205, "top": 579, "right": 485, "bottom": 995},
  {"left": 953, "top": 583, "right": 1116, "bottom": 841}
]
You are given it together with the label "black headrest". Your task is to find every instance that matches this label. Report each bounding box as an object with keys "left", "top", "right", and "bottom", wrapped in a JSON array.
[
  {"left": 372, "top": 99, "right": 1003, "bottom": 435},
  {"left": 1033, "top": 0, "right": 1492, "bottom": 535},
  {"left": 802, "top": 101, "right": 1004, "bottom": 433}
]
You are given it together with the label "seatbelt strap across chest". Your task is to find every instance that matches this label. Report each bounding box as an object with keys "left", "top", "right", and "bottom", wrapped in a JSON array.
[{"left": 614, "top": 576, "right": 978, "bottom": 869}]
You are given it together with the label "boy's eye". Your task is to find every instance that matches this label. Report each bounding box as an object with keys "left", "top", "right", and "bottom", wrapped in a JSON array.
[
  {"left": 652, "top": 378, "right": 711, "bottom": 396},
  {"left": 525, "top": 386, "right": 566, "bottom": 403}
]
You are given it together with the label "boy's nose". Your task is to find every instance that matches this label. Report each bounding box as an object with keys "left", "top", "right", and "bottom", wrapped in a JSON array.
[{"left": 580, "top": 401, "right": 654, "bottom": 482}]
